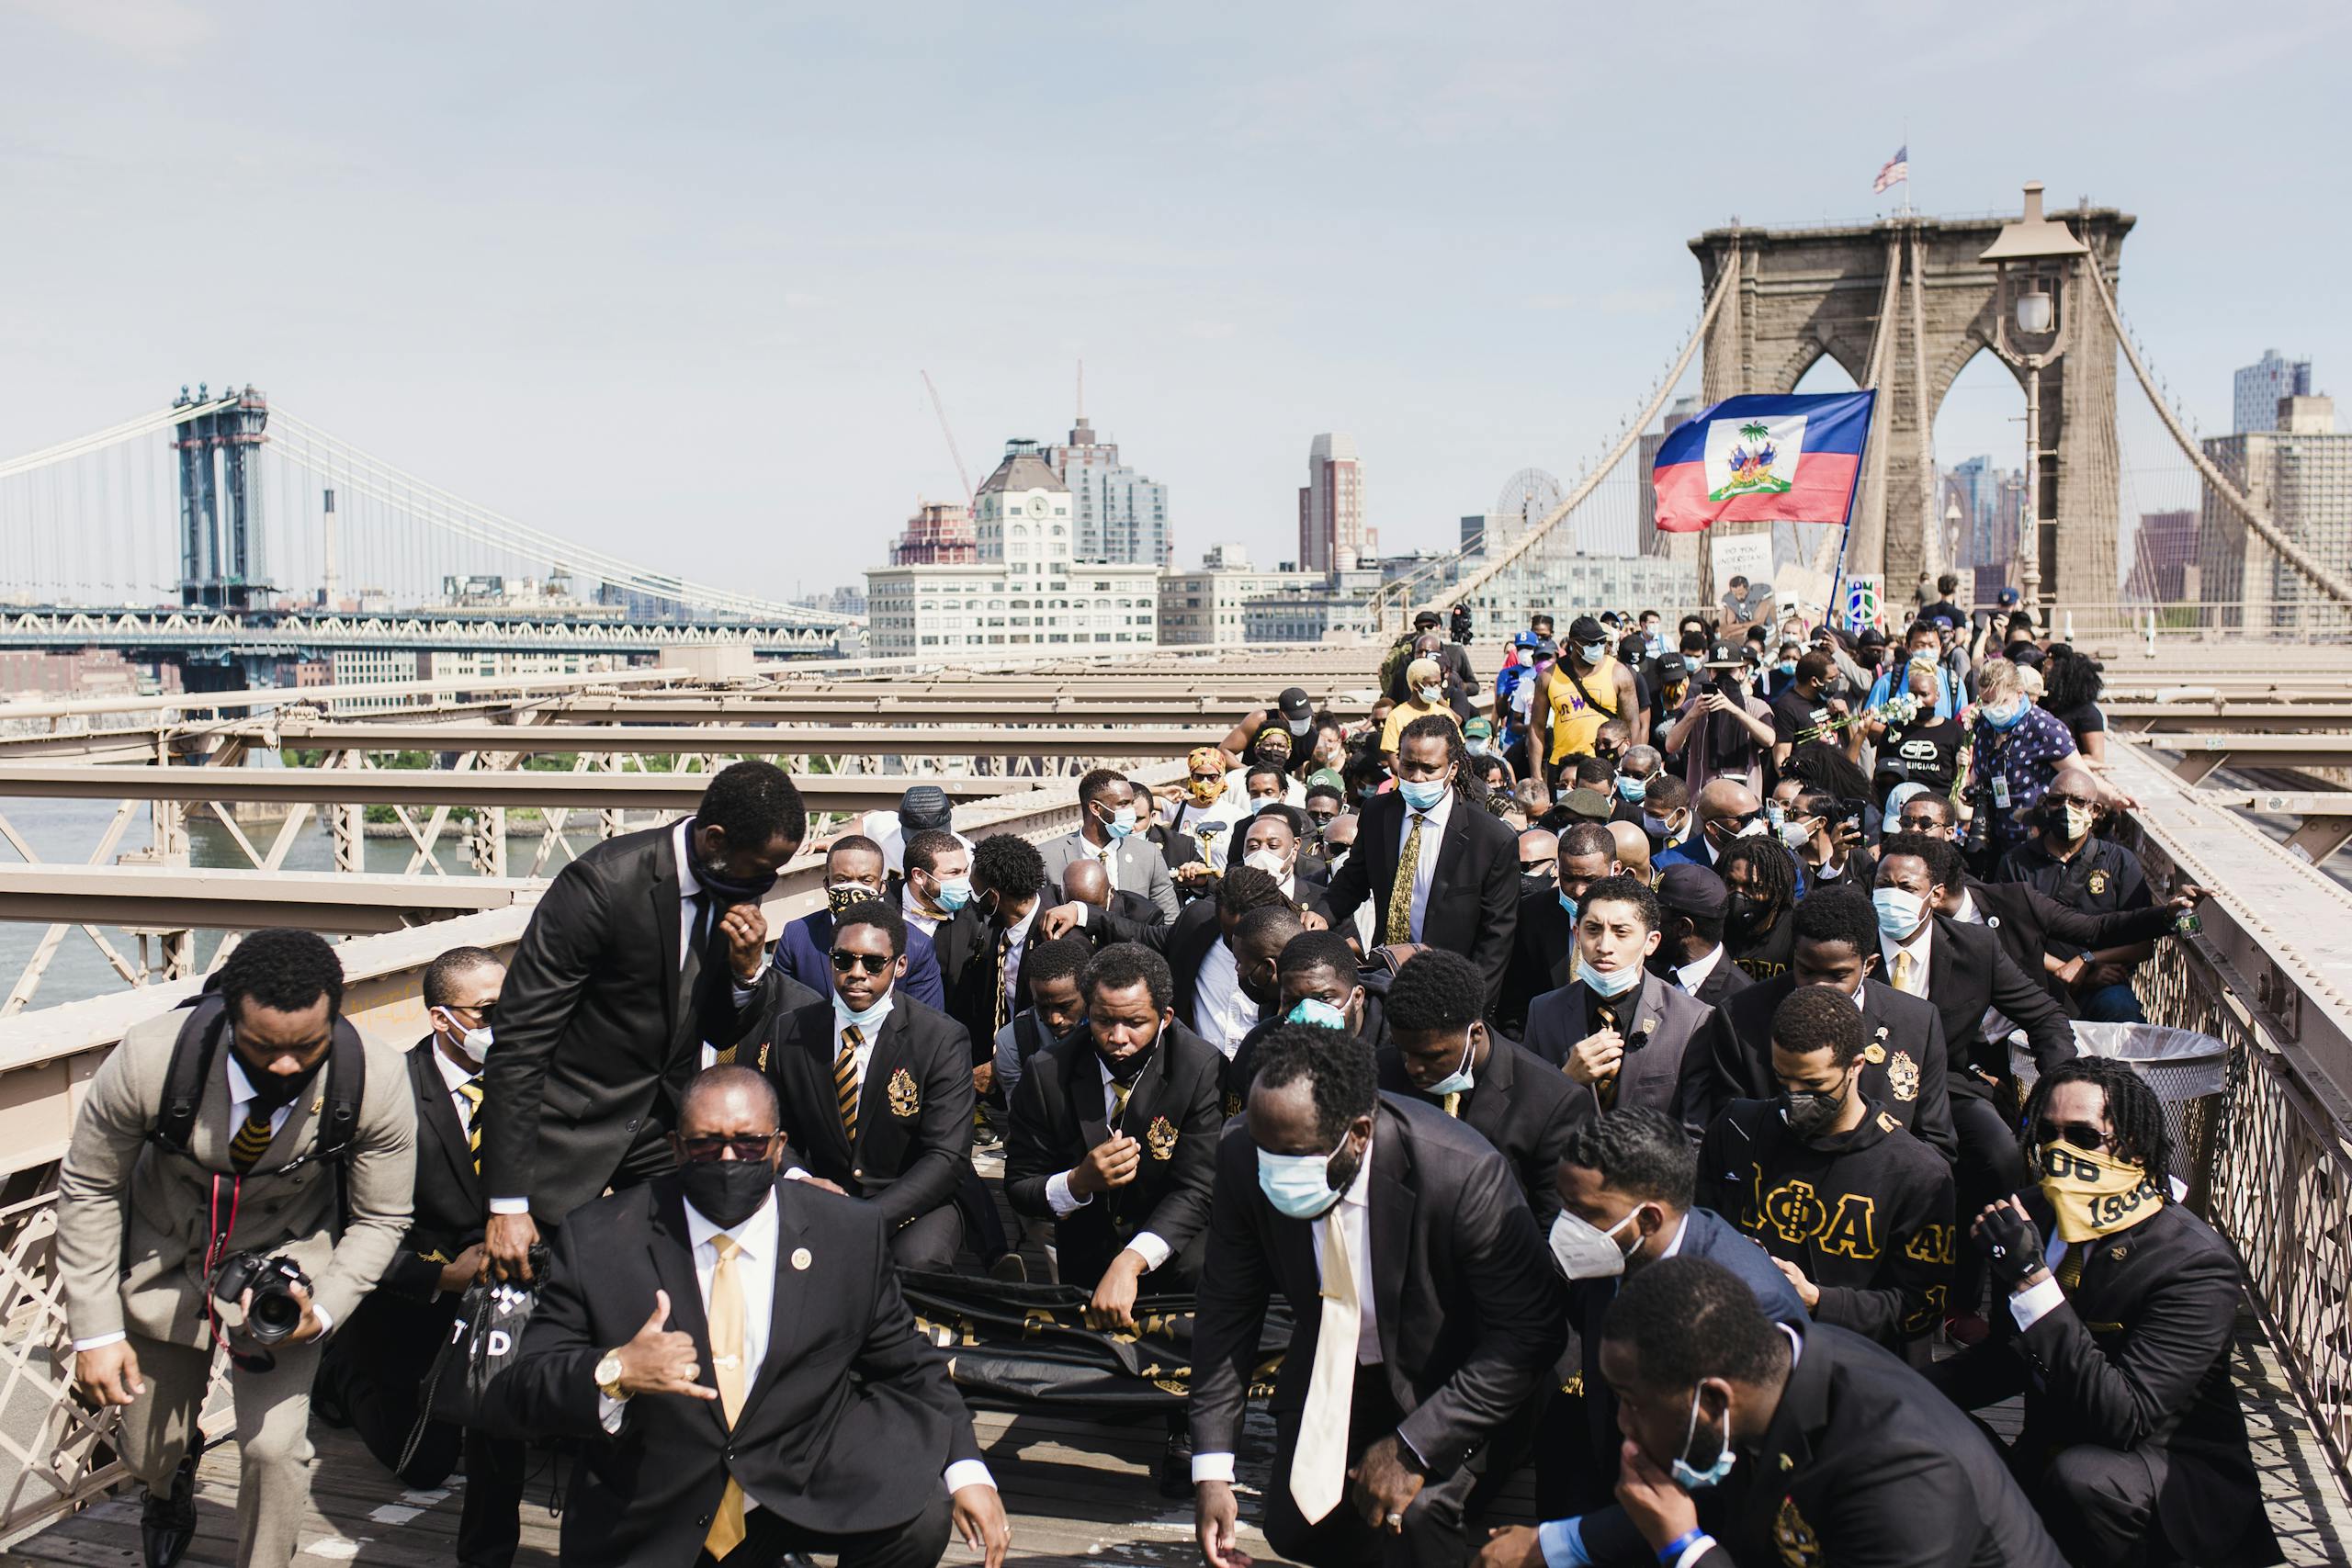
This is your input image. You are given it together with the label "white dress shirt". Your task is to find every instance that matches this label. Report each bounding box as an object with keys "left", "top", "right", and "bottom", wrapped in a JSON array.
[
  {"left": 1673, "top": 943, "right": 1724, "bottom": 996},
  {"left": 900, "top": 886, "right": 944, "bottom": 941},
  {"left": 831, "top": 997, "right": 893, "bottom": 1101},
  {"left": 1396, "top": 789, "right": 1457, "bottom": 942},
  {"left": 1000, "top": 907, "right": 1037, "bottom": 1022},
  {"left": 597, "top": 1189, "right": 995, "bottom": 1497},
  {"left": 1193, "top": 940, "right": 1258, "bottom": 1057},
  {"left": 1193, "top": 1136, "right": 1379, "bottom": 1485},
  {"left": 1042, "top": 1057, "right": 1174, "bottom": 1272},
  {"left": 1878, "top": 916, "right": 1934, "bottom": 996},
  {"left": 430, "top": 1039, "right": 484, "bottom": 1127}
]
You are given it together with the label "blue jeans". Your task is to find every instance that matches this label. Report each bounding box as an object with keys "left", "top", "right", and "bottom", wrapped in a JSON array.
[{"left": 2077, "top": 981, "right": 2145, "bottom": 1023}]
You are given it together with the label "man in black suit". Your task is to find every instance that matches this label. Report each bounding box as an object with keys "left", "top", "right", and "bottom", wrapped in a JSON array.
[
  {"left": 1646, "top": 863, "right": 1753, "bottom": 1010},
  {"left": 1676, "top": 887, "right": 1958, "bottom": 1158},
  {"left": 936, "top": 835, "right": 1051, "bottom": 1095},
  {"left": 503, "top": 1066, "right": 1011, "bottom": 1568},
  {"left": 1479, "top": 1258, "right": 2066, "bottom": 1568},
  {"left": 1323, "top": 716, "right": 1521, "bottom": 1014},
  {"left": 484, "top": 761, "right": 803, "bottom": 1280},
  {"left": 1500, "top": 823, "right": 1618, "bottom": 1036},
  {"left": 1224, "top": 930, "right": 1393, "bottom": 1116},
  {"left": 314, "top": 945, "right": 527, "bottom": 1566},
  {"left": 1192, "top": 1025, "right": 1565, "bottom": 1568},
  {"left": 1931, "top": 1058, "right": 2282, "bottom": 1568},
  {"left": 1524, "top": 876, "right": 1713, "bottom": 1132},
  {"left": 751, "top": 901, "right": 976, "bottom": 1270},
  {"left": 1377, "top": 949, "right": 1577, "bottom": 1228},
  {"left": 1004, "top": 943, "right": 1222, "bottom": 1319},
  {"left": 1054, "top": 864, "right": 1297, "bottom": 1052}
]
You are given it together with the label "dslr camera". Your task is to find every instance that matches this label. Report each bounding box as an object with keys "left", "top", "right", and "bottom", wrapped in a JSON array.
[{"left": 209, "top": 1251, "right": 311, "bottom": 1345}]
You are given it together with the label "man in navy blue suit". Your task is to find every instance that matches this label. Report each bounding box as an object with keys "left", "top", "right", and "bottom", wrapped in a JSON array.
[{"left": 776, "top": 836, "right": 945, "bottom": 1009}]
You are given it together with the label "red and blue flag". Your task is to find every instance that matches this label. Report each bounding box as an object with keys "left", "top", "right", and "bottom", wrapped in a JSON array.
[{"left": 1650, "top": 390, "right": 1876, "bottom": 534}]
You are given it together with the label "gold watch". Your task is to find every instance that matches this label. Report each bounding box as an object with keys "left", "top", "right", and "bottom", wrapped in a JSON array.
[{"left": 594, "top": 1349, "right": 626, "bottom": 1400}]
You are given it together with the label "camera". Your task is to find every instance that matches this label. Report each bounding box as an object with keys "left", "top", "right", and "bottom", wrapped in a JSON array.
[{"left": 209, "top": 1251, "right": 311, "bottom": 1345}]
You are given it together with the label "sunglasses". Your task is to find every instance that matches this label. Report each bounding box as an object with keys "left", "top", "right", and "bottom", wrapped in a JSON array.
[
  {"left": 441, "top": 1001, "right": 497, "bottom": 1022},
  {"left": 2033, "top": 1119, "right": 2108, "bottom": 1152},
  {"left": 1520, "top": 859, "right": 1556, "bottom": 874},
  {"left": 830, "top": 950, "right": 893, "bottom": 976},
  {"left": 1896, "top": 816, "right": 1946, "bottom": 834},
  {"left": 676, "top": 1134, "right": 779, "bottom": 1164}
]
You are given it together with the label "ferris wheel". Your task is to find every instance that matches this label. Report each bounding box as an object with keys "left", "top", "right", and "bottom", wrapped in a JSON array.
[{"left": 1489, "top": 468, "right": 1566, "bottom": 547}]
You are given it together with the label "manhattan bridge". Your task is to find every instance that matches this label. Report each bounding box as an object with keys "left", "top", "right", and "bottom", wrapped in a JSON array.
[{"left": 0, "top": 191, "right": 2346, "bottom": 1563}]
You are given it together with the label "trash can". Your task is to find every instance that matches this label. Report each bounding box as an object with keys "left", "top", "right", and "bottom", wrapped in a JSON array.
[{"left": 2012, "top": 1023, "right": 2232, "bottom": 1213}]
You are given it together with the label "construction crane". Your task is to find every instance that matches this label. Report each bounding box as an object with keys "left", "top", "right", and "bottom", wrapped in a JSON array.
[{"left": 922, "top": 370, "right": 976, "bottom": 514}]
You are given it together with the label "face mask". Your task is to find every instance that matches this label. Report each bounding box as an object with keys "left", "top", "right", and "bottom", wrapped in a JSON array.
[
  {"left": 1556, "top": 890, "right": 1579, "bottom": 925},
  {"left": 1775, "top": 660, "right": 1796, "bottom": 676},
  {"left": 1327, "top": 846, "right": 1351, "bottom": 874},
  {"left": 1257, "top": 1145, "right": 1349, "bottom": 1220},
  {"left": 1765, "top": 802, "right": 1786, "bottom": 829},
  {"left": 1287, "top": 997, "right": 1348, "bottom": 1030},
  {"left": 1547, "top": 1208, "right": 1640, "bottom": 1280},
  {"left": 697, "top": 858, "right": 778, "bottom": 905},
  {"left": 2052, "top": 802, "right": 2093, "bottom": 841},
  {"left": 1577, "top": 955, "right": 1642, "bottom": 998},
  {"left": 1466, "top": 739, "right": 1490, "bottom": 757},
  {"left": 1397, "top": 778, "right": 1449, "bottom": 812},
  {"left": 1616, "top": 775, "right": 1647, "bottom": 804},
  {"left": 678, "top": 1157, "right": 775, "bottom": 1230},
  {"left": 1102, "top": 1041, "right": 1157, "bottom": 1085},
  {"left": 1287, "top": 717, "right": 1313, "bottom": 738},
  {"left": 2037, "top": 1140, "right": 2165, "bottom": 1242},
  {"left": 826, "top": 881, "right": 872, "bottom": 916},
  {"left": 239, "top": 1052, "right": 323, "bottom": 1111},
  {"left": 933, "top": 874, "right": 973, "bottom": 912},
  {"left": 1254, "top": 744, "right": 1294, "bottom": 770},
  {"left": 1781, "top": 1070, "right": 1853, "bottom": 1141},
  {"left": 1102, "top": 805, "right": 1138, "bottom": 840},
  {"left": 1243, "top": 848, "right": 1291, "bottom": 879},
  {"left": 1187, "top": 777, "right": 1224, "bottom": 806},
  {"left": 1671, "top": 1386, "right": 1738, "bottom": 1491},
  {"left": 1578, "top": 641, "right": 1608, "bottom": 664},
  {"left": 832, "top": 987, "right": 893, "bottom": 1031},
  {"left": 1417, "top": 684, "right": 1443, "bottom": 705},
  {"left": 1641, "top": 811, "right": 1682, "bottom": 845},
  {"left": 1871, "top": 886, "right": 1928, "bottom": 940},
  {"left": 434, "top": 1010, "right": 492, "bottom": 1068},
  {"left": 1426, "top": 1032, "right": 1477, "bottom": 1098},
  {"left": 1981, "top": 698, "right": 2028, "bottom": 730},
  {"left": 1723, "top": 890, "right": 1760, "bottom": 932},
  {"left": 1777, "top": 819, "right": 1813, "bottom": 852},
  {"left": 1520, "top": 873, "right": 1554, "bottom": 903}
]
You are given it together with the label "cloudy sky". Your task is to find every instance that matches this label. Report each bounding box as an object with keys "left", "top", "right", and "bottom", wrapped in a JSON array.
[{"left": 2, "top": 0, "right": 2344, "bottom": 598}]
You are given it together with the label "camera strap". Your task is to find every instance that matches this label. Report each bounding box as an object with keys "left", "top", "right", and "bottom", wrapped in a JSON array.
[{"left": 198, "top": 1170, "right": 270, "bottom": 1369}]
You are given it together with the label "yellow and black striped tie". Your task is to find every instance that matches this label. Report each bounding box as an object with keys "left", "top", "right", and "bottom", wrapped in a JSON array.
[
  {"left": 1110, "top": 1078, "right": 1133, "bottom": 1128},
  {"left": 1593, "top": 1005, "right": 1622, "bottom": 1110},
  {"left": 228, "top": 1105, "right": 277, "bottom": 1172},
  {"left": 1386, "top": 814, "right": 1429, "bottom": 946},
  {"left": 455, "top": 1077, "right": 484, "bottom": 1175},
  {"left": 835, "top": 1025, "right": 864, "bottom": 1145}
]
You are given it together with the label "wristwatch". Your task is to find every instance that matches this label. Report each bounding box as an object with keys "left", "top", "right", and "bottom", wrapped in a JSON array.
[{"left": 594, "top": 1349, "right": 627, "bottom": 1401}]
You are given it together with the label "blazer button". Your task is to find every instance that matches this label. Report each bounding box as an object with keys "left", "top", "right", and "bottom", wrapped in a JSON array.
[{"left": 853, "top": 1168, "right": 865, "bottom": 1180}]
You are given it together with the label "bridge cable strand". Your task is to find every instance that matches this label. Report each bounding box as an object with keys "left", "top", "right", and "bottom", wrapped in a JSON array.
[
  {"left": 2082, "top": 257, "right": 2352, "bottom": 608},
  {"left": 0, "top": 399, "right": 238, "bottom": 484},
  {"left": 1409, "top": 261, "right": 1736, "bottom": 624}
]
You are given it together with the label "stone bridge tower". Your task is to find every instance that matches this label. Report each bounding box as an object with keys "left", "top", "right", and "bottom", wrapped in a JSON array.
[{"left": 1689, "top": 193, "right": 2133, "bottom": 607}]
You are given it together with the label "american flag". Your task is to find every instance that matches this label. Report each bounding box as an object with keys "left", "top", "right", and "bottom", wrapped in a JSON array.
[{"left": 1873, "top": 146, "right": 1908, "bottom": 194}]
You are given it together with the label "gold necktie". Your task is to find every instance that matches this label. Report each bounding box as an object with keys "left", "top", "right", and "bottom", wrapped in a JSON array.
[
  {"left": 455, "top": 1077, "right": 484, "bottom": 1175},
  {"left": 229, "top": 1105, "right": 276, "bottom": 1173},
  {"left": 2055, "top": 1240, "right": 2085, "bottom": 1292},
  {"left": 1593, "top": 1004, "right": 1622, "bottom": 1110},
  {"left": 993, "top": 931, "right": 1013, "bottom": 1035},
  {"left": 835, "top": 1025, "right": 864, "bottom": 1145},
  {"left": 1894, "top": 949, "right": 1921, "bottom": 996},
  {"left": 1290, "top": 1207, "right": 1361, "bottom": 1525},
  {"left": 703, "top": 1234, "right": 748, "bottom": 1559},
  {"left": 1110, "top": 1078, "right": 1134, "bottom": 1127},
  {"left": 1385, "top": 813, "right": 1429, "bottom": 946},
  {"left": 1442, "top": 1091, "right": 1461, "bottom": 1119}
]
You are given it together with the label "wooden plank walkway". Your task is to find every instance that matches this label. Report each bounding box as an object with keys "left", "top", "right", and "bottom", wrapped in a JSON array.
[{"left": 4, "top": 1308, "right": 2345, "bottom": 1567}]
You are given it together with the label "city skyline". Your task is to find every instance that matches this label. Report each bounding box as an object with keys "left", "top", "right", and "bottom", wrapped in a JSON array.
[{"left": 0, "top": 3, "right": 2346, "bottom": 593}]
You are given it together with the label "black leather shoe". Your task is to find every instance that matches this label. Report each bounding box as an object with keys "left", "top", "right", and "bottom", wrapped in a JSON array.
[
  {"left": 141, "top": 1445, "right": 199, "bottom": 1568},
  {"left": 1158, "top": 1431, "right": 1193, "bottom": 1500}
]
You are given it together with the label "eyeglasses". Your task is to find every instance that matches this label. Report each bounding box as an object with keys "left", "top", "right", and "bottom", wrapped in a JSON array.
[
  {"left": 2033, "top": 1119, "right": 2108, "bottom": 1152},
  {"left": 443, "top": 1000, "right": 497, "bottom": 1021},
  {"left": 1895, "top": 815, "right": 1946, "bottom": 834},
  {"left": 830, "top": 950, "right": 892, "bottom": 976},
  {"left": 676, "top": 1134, "right": 780, "bottom": 1164},
  {"left": 1520, "top": 859, "right": 1556, "bottom": 874}
]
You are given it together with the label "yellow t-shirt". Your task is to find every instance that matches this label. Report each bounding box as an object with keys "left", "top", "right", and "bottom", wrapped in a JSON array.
[
  {"left": 1545, "top": 655, "right": 1623, "bottom": 762},
  {"left": 1381, "top": 698, "right": 1458, "bottom": 755}
]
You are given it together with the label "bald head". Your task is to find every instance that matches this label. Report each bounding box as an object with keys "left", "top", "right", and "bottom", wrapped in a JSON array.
[
  {"left": 1063, "top": 859, "right": 1112, "bottom": 910},
  {"left": 678, "top": 1066, "right": 780, "bottom": 1138},
  {"left": 1696, "top": 778, "right": 1760, "bottom": 819},
  {"left": 1608, "top": 820, "right": 1654, "bottom": 885}
]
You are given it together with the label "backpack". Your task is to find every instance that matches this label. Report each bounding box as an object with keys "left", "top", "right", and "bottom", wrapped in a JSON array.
[
  {"left": 1377, "top": 634, "right": 1418, "bottom": 702},
  {"left": 152, "top": 992, "right": 368, "bottom": 1224}
]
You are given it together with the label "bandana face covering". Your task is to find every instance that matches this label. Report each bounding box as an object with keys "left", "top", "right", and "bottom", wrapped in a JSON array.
[{"left": 2038, "top": 1140, "right": 2165, "bottom": 1242}]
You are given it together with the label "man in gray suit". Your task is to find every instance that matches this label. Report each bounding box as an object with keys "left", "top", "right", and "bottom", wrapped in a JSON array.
[
  {"left": 58, "top": 931, "right": 416, "bottom": 1568},
  {"left": 1038, "top": 769, "right": 1180, "bottom": 922},
  {"left": 1522, "top": 874, "right": 1713, "bottom": 1132}
]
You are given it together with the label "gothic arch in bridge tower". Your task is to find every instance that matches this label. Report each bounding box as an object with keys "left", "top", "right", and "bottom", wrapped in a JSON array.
[{"left": 1690, "top": 202, "right": 2133, "bottom": 605}]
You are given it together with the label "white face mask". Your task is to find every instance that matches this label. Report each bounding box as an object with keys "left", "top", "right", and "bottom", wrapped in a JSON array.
[
  {"left": 434, "top": 1008, "right": 492, "bottom": 1067},
  {"left": 1548, "top": 1208, "right": 1642, "bottom": 1280},
  {"left": 1243, "top": 848, "right": 1291, "bottom": 879}
]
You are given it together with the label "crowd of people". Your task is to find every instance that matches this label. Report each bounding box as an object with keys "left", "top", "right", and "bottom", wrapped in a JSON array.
[{"left": 51, "top": 575, "right": 2283, "bottom": 1568}]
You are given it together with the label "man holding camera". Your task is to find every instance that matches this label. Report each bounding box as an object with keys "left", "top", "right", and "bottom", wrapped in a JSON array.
[{"left": 58, "top": 931, "right": 417, "bottom": 1568}]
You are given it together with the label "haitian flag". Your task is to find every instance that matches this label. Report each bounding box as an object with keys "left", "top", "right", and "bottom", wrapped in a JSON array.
[{"left": 1651, "top": 390, "right": 1876, "bottom": 534}]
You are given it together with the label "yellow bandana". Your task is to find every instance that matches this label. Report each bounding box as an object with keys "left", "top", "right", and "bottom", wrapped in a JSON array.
[
  {"left": 2038, "top": 1142, "right": 2165, "bottom": 1242},
  {"left": 1186, "top": 748, "right": 1227, "bottom": 805}
]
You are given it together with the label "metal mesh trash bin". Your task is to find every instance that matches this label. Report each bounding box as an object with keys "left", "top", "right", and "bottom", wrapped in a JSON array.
[{"left": 2010, "top": 1023, "right": 2232, "bottom": 1213}]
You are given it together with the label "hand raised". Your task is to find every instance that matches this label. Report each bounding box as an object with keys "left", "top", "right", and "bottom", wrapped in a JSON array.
[{"left": 615, "top": 1290, "right": 718, "bottom": 1401}]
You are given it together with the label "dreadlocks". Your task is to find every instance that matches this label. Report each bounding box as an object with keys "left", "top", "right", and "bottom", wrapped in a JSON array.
[
  {"left": 1719, "top": 834, "right": 1799, "bottom": 919},
  {"left": 2019, "top": 1057, "right": 2175, "bottom": 1183}
]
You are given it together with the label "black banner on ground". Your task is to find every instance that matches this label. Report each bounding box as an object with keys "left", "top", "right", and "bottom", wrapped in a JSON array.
[{"left": 900, "top": 1274, "right": 1293, "bottom": 1414}]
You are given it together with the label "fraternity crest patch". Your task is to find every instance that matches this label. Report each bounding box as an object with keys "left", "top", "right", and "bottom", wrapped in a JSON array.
[
  {"left": 1705, "top": 414, "right": 1807, "bottom": 502},
  {"left": 1774, "top": 1495, "right": 1823, "bottom": 1568},
  {"left": 1887, "top": 1049, "right": 1921, "bottom": 1102},
  {"left": 1862, "top": 1041, "right": 1887, "bottom": 1065},
  {"left": 888, "top": 1066, "right": 920, "bottom": 1119},
  {"left": 1146, "top": 1115, "right": 1179, "bottom": 1161},
  {"left": 2087, "top": 869, "right": 2110, "bottom": 896}
]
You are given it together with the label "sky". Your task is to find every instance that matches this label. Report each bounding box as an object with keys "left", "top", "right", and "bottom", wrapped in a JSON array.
[{"left": 1, "top": 0, "right": 2346, "bottom": 600}]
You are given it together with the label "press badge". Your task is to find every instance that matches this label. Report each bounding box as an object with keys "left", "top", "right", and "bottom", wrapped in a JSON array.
[{"left": 1991, "top": 776, "right": 2011, "bottom": 809}]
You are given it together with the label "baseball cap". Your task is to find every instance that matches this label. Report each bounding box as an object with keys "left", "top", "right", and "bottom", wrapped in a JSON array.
[
  {"left": 1567, "top": 615, "right": 1607, "bottom": 646},
  {"left": 1563, "top": 787, "right": 1614, "bottom": 822},
  {"left": 1533, "top": 636, "right": 1558, "bottom": 661},
  {"left": 1414, "top": 610, "right": 1442, "bottom": 628},
  {"left": 1512, "top": 631, "right": 1543, "bottom": 650},
  {"left": 899, "top": 784, "right": 953, "bottom": 832},
  {"left": 1657, "top": 863, "right": 1729, "bottom": 919},
  {"left": 1656, "top": 652, "right": 1691, "bottom": 682},
  {"left": 1464, "top": 716, "right": 1494, "bottom": 740},
  {"left": 1996, "top": 587, "right": 2020, "bottom": 606},
  {"left": 1857, "top": 626, "right": 1887, "bottom": 649},
  {"left": 1703, "top": 641, "right": 1747, "bottom": 669},
  {"left": 1277, "top": 686, "right": 1314, "bottom": 724}
]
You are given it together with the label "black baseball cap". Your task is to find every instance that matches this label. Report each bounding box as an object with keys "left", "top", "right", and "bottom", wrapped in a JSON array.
[
  {"left": 1414, "top": 610, "right": 1442, "bottom": 628},
  {"left": 1657, "top": 863, "right": 1730, "bottom": 919},
  {"left": 1277, "top": 686, "right": 1314, "bottom": 724},
  {"left": 1657, "top": 652, "right": 1691, "bottom": 682},
  {"left": 1857, "top": 626, "right": 1887, "bottom": 649},
  {"left": 1703, "top": 641, "right": 1747, "bottom": 669},
  {"left": 1567, "top": 615, "right": 1607, "bottom": 645}
]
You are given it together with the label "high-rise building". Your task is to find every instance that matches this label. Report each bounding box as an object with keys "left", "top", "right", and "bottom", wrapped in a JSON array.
[
  {"left": 890, "top": 502, "right": 977, "bottom": 566},
  {"left": 1044, "top": 415, "right": 1171, "bottom": 567},
  {"left": 1297, "top": 434, "right": 1367, "bottom": 574},
  {"left": 2233, "top": 350, "right": 2314, "bottom": 434},
  {"left": 2196, "top": 396, "right": 2349, "bottom": 629},
  {"left": 2123, "top": 509, "right": 2197, "bottom": 604}
]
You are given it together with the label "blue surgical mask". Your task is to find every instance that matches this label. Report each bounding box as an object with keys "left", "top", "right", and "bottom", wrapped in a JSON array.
[
  {"left": 1256, "top": 1145, "right": 1347, "bottom": 1220},
  {"left": 933, "top": 874, "right": 973, "bottom": 913},
  {"left": 1871, "top": 886, "right": 1927, "bottom": 940},
  {"left": 1775, "top": 660, "right": 1797, "bottom": 676},
  {"left": 1577, "top": 956, "right": 1643, "bottom": 998},
  {"left": 1669, "top": 1386, "right": 1738, "bottom": 1491},
  {"left": 1579, "top": 641, "right": 1609, "bottom": 664},
  {"left": 1287, "top": 997, "right": 1347, "bottom": 1030},
  {"left": 1426, "top": 1032, "right": 1476, "bottom": 1098},
  {"left": 831, "top": 989, "right": 893, "bottom": 1032},
  {"left": 1397, "top": 778, "right": 1449, "bottom": 812},
  {"left": 1616, "top": 775, "right": 1647, "bottom": 804},
  {"left": 1103, "top": 805, "right": 1138, "bottom": 840},
  {"left": 1981, "top": 698, "right": 2028, "bottom": 730},
  {"left": 1557, "top": 891, "right": 1578, "bottom": 923}
]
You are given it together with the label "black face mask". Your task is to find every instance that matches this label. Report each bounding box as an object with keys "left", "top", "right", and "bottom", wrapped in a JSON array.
[
  {"left": 235, "top": 1045, "right": 324, "bottom": 1111},
  {"left": 1781, "top": 1077, "right": 1850, "bottom": 1142},
  {"left": 1520, "top": 873, "right": 1555, "bottom": 904},
  {"left": 678, "top": 1158, "right": 775, "bottom": 1229},
  {"left": 1102, "top": 1041, "right": 1158, "bottom": 1084},
  {"left": 699, "top": 858, "right": 778, "bottom": 905},
  {"left": 1723, "top": 890, "right": 1761, "bottom": 935}
]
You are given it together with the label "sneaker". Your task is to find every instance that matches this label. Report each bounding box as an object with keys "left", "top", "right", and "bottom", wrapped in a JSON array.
[
  {"left": 141, "top": 1446, "right": 200, "bottom": 1568},
  {"left": 988, "top": 1252, "right": 1027, "bottom": 1284}
]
